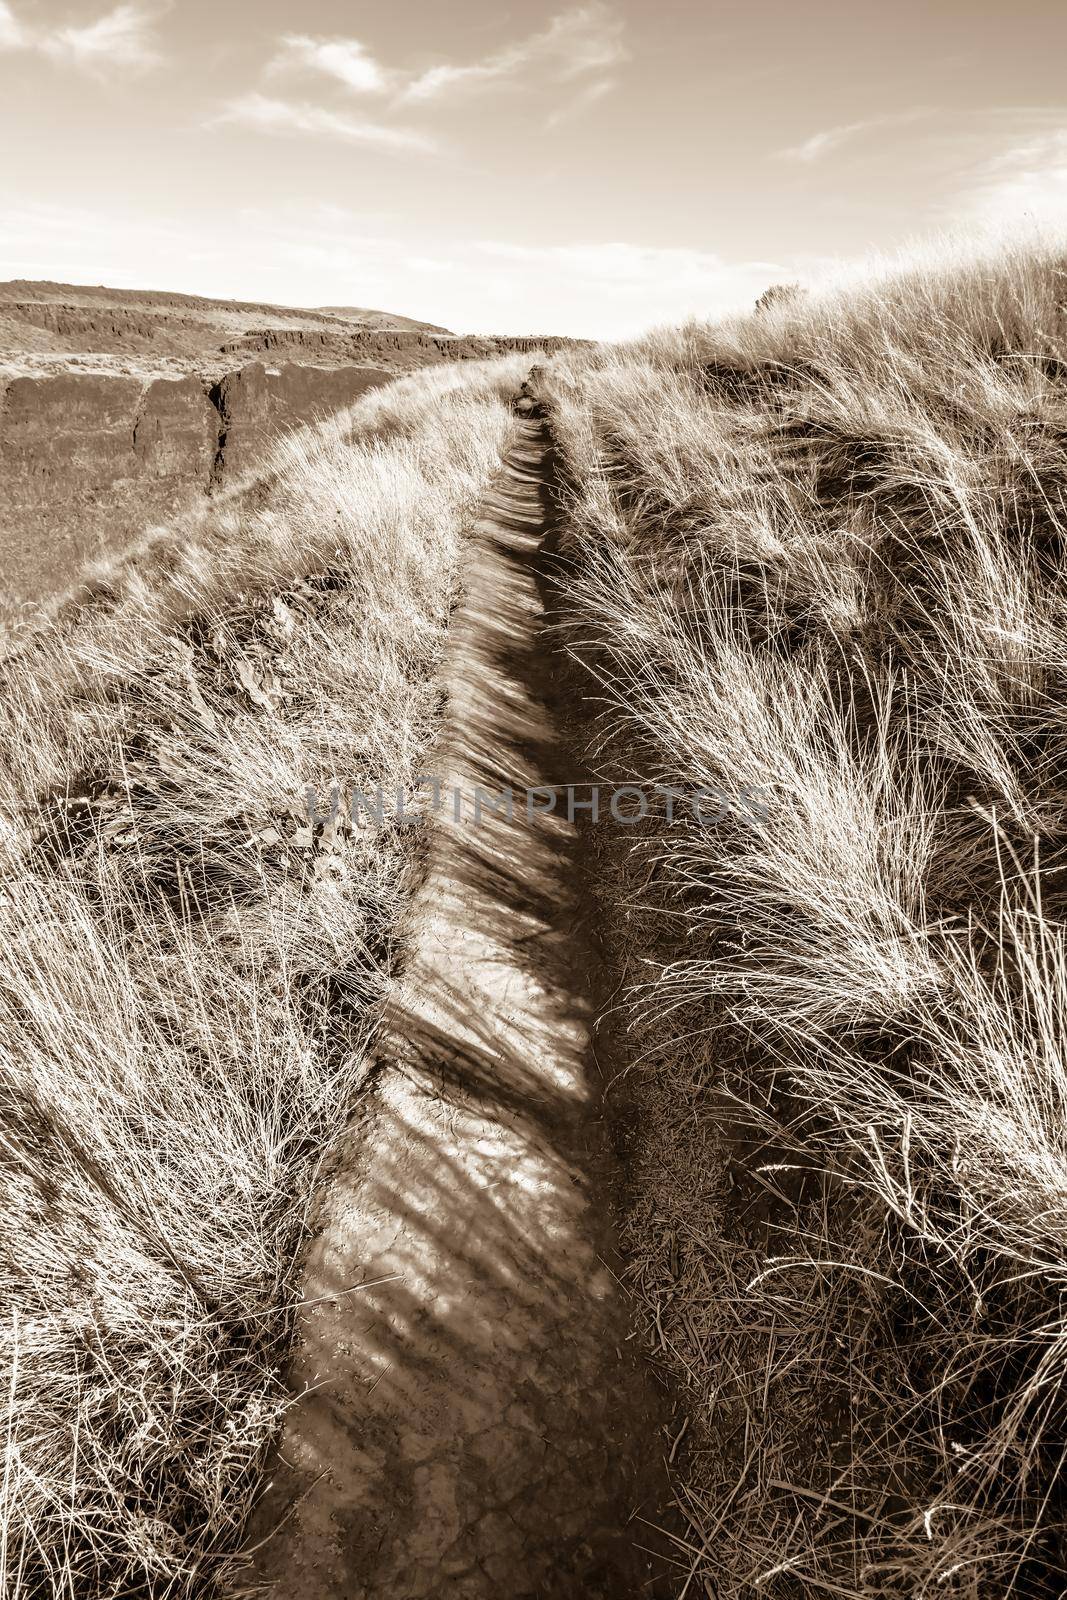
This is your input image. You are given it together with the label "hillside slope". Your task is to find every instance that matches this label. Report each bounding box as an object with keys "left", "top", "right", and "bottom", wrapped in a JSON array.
[
  {"left": 0, "top": 281, "right": 577, "bottom": 378},
  {"left": 0, "top": 280, "right": 453, "bottom": 368},
  {"left": 0, "top": 358, "right": 531, "bottom": 1598},
  {"left": 532, "top": 241, "right": 1067, "bottom": 1598}
]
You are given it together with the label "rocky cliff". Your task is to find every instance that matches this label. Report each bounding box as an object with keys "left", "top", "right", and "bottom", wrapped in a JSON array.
[
  {"left": 219, "top": 328, "right": 580, "bottom": 368},
  {"left": 0, "top": 280, "right": 454, "bottom": 361},
  {"left": 0, "top": 362, "right": 392, "bottom": 602},
  {"left": 0, "top": 279, "right": 587, "bottom": 607}
]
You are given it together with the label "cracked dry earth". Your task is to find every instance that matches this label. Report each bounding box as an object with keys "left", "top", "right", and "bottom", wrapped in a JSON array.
[{"left": 247, "top": 414, "right": 673, "bottom": 1598}]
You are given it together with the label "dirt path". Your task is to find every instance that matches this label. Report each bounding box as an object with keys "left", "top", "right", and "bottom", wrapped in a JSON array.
[{"left": 248, "top": 416, "right": 671, "bottom": 1598}]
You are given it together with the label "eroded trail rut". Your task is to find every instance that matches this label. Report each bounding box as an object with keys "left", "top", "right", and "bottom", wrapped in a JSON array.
[{"left": 251, "top": 417, "right": 670, "bottom": 1598}]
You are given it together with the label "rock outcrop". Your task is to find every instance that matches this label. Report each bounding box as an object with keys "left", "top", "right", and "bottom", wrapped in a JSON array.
[
  {"left": 0, "top": 280, "right": 457, "bottom": 362},
  {"left": 207, "top": 362, "right": 392, "bottom": 481},
  {"left": 0, "top": 277, "right": 588, "bottom": 607},
  {"left": 0, "top": 362, "right": 392, "bottom": 601},
  {"left": 221, "top": 328, "right": 579, "bottom": 369}
]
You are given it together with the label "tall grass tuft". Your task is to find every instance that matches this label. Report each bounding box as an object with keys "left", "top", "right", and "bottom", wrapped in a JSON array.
[
  {"left": 533, "top": 240, "right": 1067, "bottom": 1595},
  {"left": 0, "top": 354, "right": 528, "bottom": 1597}
]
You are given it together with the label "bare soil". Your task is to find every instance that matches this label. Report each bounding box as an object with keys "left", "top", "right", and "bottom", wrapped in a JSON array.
[{"left": 243, "top": 418, "right": 675, "bottom": 1598}]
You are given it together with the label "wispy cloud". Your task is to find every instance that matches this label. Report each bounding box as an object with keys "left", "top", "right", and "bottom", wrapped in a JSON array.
[
  {"left": 470, "top": 239, "right": 786, "bottom": 332},
  {"left": 248, "top": 223, "right": 789, "bottom": 336},
  {"left": 260, "top": 5, "right": 626, "bottom": 120},
  {"left": 41, "top": 3, "right": 163, "bottom": 71},
  {"left": 778, "top": 108, "right": 932, "bottom": 163},
  {"left": 549, "top": 4, "right": 626, "bottom": 78},
  {"left": 217, "top": 93, "right": 439, "bottom": 155},
  {"left": 400, "top": 4, "right": 626, "bottom": 104},
  {"left": 228, "top": 7, "right": 625, "bottom": 160},
  {"left": 0, "top": 1, "right": 25, "bottom": 50},
  {"left": 0, "top": 1, "right": 164, "bottom": 72},
  {"left": 957, "top": 128, "right": 1067, "bottom": 225},
  {"left": 267, "top": 34, "right": 389, "bottom": 95},
  {"left": 545, "top": 75, "right": 616, "bottom": 130},
  {"left": 476, "top": 238, "right": 771, "bottom": 281}
]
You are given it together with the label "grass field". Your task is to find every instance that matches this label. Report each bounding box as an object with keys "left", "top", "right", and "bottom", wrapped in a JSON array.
[
  {"left": 8, "top": 237, "right": 1067, "bottom": 1597},
  {"left": 533, "top": 242, "right": 1067, "bottom": 1596},
  {"left": 0, "top": 354, "right": 527, "bottom": 1598}
]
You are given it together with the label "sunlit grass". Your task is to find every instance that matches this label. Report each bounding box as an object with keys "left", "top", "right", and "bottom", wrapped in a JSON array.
[
  {"left": 535, "top": 238, "right": 1067, "bottom": 1595},
  {"left": 0, "top": 354, "right": 528, "bottom": 1597}
]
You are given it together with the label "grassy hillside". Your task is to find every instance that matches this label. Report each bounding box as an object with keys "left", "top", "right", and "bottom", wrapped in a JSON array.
[
  {"left": 532, "top": 243, "right": 1067, "bottom": 1596},
  {"left": 0, "top": 354, "right": 528, "bottom": 1598}
]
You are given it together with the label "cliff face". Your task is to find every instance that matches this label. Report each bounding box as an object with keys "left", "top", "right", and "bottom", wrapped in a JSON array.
[
  {"left": 221, "top": 328, "right": 578, "bottom": 368},
  {"left": 206, "top": 362, "right": 394, "bottom": 480},
  {"left": 0, "top": 362, "right": 392, "bottom": 601},
  {"left": 0, "top": 278, "right": 588, "bottom": 609},
  {"left": 0, "top": 280, "right": 456, "bottom": 360}
]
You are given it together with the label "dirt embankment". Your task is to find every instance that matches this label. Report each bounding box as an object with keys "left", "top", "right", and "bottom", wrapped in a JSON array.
[{"left": 246, "top": 416, "right": 673, "bottom": 1599}]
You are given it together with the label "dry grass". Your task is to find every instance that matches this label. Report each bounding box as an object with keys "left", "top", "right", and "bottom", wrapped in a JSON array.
[
  {"left": 533, "top": 241, "right": 1067, "bottom": 1595},
  {"left": 0, "top": 353, "right": 528, "bottom": 1598}
]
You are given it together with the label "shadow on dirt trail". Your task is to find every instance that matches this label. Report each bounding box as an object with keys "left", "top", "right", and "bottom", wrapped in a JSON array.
[{"left": 242, "top": 417, "right": 678, "bottom": 1599}]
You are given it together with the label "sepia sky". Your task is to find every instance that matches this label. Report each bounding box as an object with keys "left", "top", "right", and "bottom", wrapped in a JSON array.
[{"left": 1, "top": 0, "right": 1066, "bottom": 336}]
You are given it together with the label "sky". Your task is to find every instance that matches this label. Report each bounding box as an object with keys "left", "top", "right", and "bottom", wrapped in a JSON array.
[{"left": 1, "top": 0, "right": 1066, "bottom": 337}]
